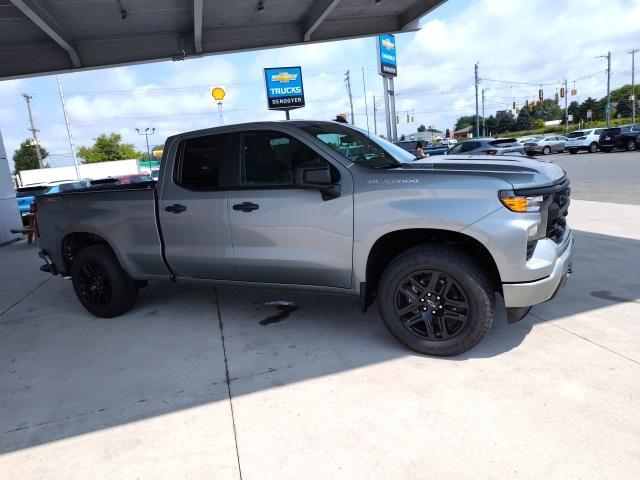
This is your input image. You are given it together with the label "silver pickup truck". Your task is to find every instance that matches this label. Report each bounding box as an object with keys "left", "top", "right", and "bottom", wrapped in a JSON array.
[{"left": 37, "top": 121, "right": 573, "bottom": 356}]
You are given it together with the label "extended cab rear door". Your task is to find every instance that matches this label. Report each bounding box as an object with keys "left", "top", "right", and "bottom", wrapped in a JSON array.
[
  {"left": 158, "top": 131, "right": 236, "bottom": 280},
  {"left": 226, "top": 128, "right": 354, "bottom": 288}
]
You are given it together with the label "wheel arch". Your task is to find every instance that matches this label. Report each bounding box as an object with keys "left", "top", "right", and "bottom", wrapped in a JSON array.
[
  {"left": 61, "top": 231, "right": 119, "bottom": 274},
  {"left": 361, "top": 228, "right": 501, "bottom": 310}
]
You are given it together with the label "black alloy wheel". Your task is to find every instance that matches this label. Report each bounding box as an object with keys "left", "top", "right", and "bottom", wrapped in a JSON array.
[
  {"left": 394, "top": 270, "right": 469, "bottom": 341},
  {"left": 627, "top": 140, "right": 637, "bottom": 151},
  {"left": 77, "top": 260, "right": 112, "bottom": 307}
]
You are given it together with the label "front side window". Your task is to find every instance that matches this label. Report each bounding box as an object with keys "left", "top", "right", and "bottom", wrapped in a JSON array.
[
  {"left": 176, "top": 134, "right": 229, "bottom": 190},
  {"left": 240, "top": 131, "right": 328, "bottom": 187},
  {"left": 301, "top": 123, "right": 415, "bottom": 168}
]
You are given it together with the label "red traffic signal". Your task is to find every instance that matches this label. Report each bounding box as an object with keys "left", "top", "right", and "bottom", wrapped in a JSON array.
[{"left": 560, "top": 87, "right": 565, "bottom": 98}]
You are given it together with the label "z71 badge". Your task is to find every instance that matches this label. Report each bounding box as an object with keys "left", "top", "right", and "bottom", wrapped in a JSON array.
[{"left": 367, "top": 178, "right": 419, "bottom": 185}]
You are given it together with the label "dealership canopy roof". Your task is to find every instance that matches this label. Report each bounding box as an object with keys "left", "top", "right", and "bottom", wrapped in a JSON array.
[{"left": 0, "top": 0, "right": 445, "bottom": 80}]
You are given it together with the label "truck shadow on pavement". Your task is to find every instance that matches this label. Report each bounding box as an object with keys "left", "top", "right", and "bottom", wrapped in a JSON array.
[{"left": 1, "top": 229, "right": 638, "bottom": 454}]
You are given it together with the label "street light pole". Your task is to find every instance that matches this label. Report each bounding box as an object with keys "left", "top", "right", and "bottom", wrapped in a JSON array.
[
  {"left": 597, "top": 52, "right": 612, "bottom": 126},
  {"left": 136, "top": 127, "right": 155, "bottom": 172},
  {"left": 630, "top": 49, "right": 639, "bottom": 124},
  {"left": 474, "top": 62, "right": 480, "bottom": 138},
  {"left": 481, "top": 88, "right": 488, "bottom": 137}
]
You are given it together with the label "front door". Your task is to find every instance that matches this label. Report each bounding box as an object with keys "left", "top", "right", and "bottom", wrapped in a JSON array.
[
  {"left": 227, "top": 129, "right": 353, "bottom": 288},
  {"left": 159, "top": 132, "right": 236, "bottom": 280}
]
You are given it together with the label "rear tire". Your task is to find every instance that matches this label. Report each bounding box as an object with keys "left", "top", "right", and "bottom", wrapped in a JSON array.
[
  {"left": 568, "top": 149, "right": 578, "bottom": 154},
  {"left": 71, "top": 244, "right": 138, "bottom": 317},
  {"left": 542, "top": 146, "right": 551, "bottom": 155},
  {"left": 377, "top": 245, "right": 495, "bottom": 356},
  {"left": 588, "top": 142, "right": 598, "bottom": 153}
]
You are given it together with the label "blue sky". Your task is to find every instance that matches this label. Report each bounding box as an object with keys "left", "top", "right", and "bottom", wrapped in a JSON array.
[{"left": 1, "top": 0, "right": 639, "bottom": 169}]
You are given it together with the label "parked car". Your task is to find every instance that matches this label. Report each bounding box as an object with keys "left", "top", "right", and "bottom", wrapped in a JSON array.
[
  {"left": 598, "top": 124, "right": 640, "bottom": 152},
  {"left": 394, "top": 140, "right": 448, "bottom": 157},
  {"left": 89, "top": 174, "right": 154, "bottom": 187},
  {"left": 517, "top": 136, "right": 539, "bottom": 145},
  {"left": 15, "top": 185, "right": 48, "bottom": 225},
  {"left": 446, "top": 138, "right": 525, "bottom": 156},
  {"left": 565, "top": 128, "right": 605, "bottom": 154},
  {"left": 37, "top": 121, "right": 573, "bottom": 357},
  {"left": 524, "top": 135, "right": 568, "bottom": 155},
  {"left": 441, "top": 138, "right": 457, "bottom": 146}
]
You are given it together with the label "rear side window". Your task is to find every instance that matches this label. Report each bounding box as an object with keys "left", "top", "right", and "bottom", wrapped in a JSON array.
[
  {"left": 459, "top": 142, "right": 479, "bottom": 153},
  {"left": 176, "top": 134, "right": 229, "bottom": 190},
  {"left": 594, "top": 129, "right": 605, "bottom": 135},
  {"left": 602, "top": 128, "right": 620, "bottom": 135},
  {"left": 567, "top": 131, "right": 584, "bottom": 138}
]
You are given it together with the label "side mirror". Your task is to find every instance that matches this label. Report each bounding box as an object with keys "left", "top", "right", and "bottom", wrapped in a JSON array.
[{"left": 295, "top": 166, "right": 333, "bottom": 188}]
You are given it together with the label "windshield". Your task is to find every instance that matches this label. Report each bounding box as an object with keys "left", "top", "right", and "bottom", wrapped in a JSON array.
[{"left": 301, "top": 123, "right": 415, "bottom": 168}]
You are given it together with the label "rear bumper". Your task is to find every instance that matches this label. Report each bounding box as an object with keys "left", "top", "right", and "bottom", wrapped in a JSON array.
[{"left": 502, "top": 232, "right": 575, "bottom": 308}]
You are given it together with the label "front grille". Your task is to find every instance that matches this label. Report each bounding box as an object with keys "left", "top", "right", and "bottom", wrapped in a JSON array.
[{"left": 545, "top": 180, "right": 571, "bottom": 243}]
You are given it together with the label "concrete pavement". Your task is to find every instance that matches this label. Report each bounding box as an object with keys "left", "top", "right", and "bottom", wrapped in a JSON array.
[{"left": 1, "top": 199, "right": 639, "bottom": 479}]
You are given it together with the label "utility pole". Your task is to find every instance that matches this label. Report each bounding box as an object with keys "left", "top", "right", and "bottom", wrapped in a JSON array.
[
  {"left": 56, "top": 75, "right": 81, "bottom": 180},
  {"left": 481, "top": 88, "right": 488, "bottom": 137},
  {"left": 22, "top": 94, "right": 43, "bottom": 168},
  {"left": 630, "top": 49, "right": 639, "bottom": 123},
  {"left": 362, "top": 68, "right": 370, "bottom": 135},
  {"left": 474, "top": 62, "right": 480, "bottom": 138},
  {"left": 136, "top": 127, "right": 155, "bottom": 171},
  {"left": 564, "top": 78, "right": 569, "bottom": 134},
  {"left": 597, "top": 52, "right": 612, "bottom": 126},
  {"left": 345, "top": 70, "right": 355, "bottom": 125},
  {"left": 372, "top": 95, "right": 384, "bottom": 136}
]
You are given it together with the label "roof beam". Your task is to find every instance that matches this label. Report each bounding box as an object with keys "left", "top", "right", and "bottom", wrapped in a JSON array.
[
  {"left": 400, "top": 0, "right": 446, "bottom": 30},
  {"left": 193, "top": 0, "right": 203, "bottom": 53},
  {"left": 9, "top": 0, "right": 81, "bottom": 67},
  {"left": 303, "top": 0, "right": 341, "bottom": 41}
]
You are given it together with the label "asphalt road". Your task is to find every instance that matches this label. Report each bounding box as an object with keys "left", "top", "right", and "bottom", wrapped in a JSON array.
[{"left": 549, "top": 150, "right": 640, "bottom": 205}]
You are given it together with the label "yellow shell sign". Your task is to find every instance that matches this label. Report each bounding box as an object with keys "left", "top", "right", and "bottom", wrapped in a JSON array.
[{"left": 211, "top": 86, "right": 226, "bottom": 101}]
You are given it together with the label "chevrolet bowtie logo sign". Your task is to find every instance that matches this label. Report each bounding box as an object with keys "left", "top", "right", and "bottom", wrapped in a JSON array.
[
  {"left": 381, "top": 38, "right": 394, "bottom": 50},
  {"left": 271, "top": 72, "right": 298, "bottom": 83}
]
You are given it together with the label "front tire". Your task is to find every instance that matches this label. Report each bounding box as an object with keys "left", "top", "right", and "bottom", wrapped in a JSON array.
[
  {"left": 626, "top": 140, "right": 637, "bottom": 151},
  {"left": 71, "top": 244, "right": 138, "bottom": 317},
  {"left": 377, "top": 245, "right": 495, "bottom": 356}
]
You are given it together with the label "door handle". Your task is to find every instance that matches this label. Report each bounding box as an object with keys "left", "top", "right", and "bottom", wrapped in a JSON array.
[
  {"left": 232, "top": 202, "right": 259, "bottom": 212},
  {"left": 165, "top": 204, "right": 187, "bottom": 214}
]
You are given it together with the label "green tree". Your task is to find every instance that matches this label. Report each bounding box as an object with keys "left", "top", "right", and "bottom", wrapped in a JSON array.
[
  {"left": 77, "top": 133, "right": 140, "bottom": 164},
  {"left": 496, "top": 112, "right": 516, "bottom": 133},
  {"left": 484, "top": 115, "right": 497, "bottom": 136},
  {"left": 615, "top": 97, "right": 633, "bottom": 117},
  {"left": 417, "top": 124, "right": 426, "bottom": 132},
  {"left": 515, "top": 108, "right": 533, "bottom": 131},
  {"left": 454, "top": 115, "right": 479, "bottom": 132},
  {"left": 13, "top": 139, "right": 48, "bottom": 173},
  {"left": 530, "top": 99, "right": 563, "bottom": 121},
  {"left": 579, "top": 97, "right": 600, "bottom": 121},
  {"left": 568, "top": 100, "right": 580, "bottom": 121},
  {"left": 609, "top": 84, "right": 640, "bottom": 103}
]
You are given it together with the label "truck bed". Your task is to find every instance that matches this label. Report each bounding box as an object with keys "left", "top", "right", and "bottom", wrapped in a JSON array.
[{"left": 37, "top": 183, "right": 170, "bottom": 279}]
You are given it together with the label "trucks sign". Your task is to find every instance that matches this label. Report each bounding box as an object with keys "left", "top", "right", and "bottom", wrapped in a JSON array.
[
  {"left": 377, "top": 34, "right": 397, "bottom": 77},
  {"left": 264, "top": 66, "right": 305, "bottom": 110}
]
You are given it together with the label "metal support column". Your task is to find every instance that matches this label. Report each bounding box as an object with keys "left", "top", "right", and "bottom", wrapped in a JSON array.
[
  {"left": 389, "top": 76, "right": 397, "bottom": 142},
  {"left": 383, "top": 76, "right": 392, "bottom": 140}
]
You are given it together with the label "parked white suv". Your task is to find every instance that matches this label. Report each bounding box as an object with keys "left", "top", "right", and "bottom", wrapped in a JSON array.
[{"left": 566, "top": 128, "right": 605, "bottom": 154}]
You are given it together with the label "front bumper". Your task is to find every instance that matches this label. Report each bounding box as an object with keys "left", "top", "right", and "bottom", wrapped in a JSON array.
[{"left": 502, "top": 232, "right": 575, "bottom": 308}]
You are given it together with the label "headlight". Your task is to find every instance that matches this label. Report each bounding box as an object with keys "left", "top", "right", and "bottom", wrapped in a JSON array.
[{"left": 499, "top": 191, "right": 546, "bottom": 212}]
